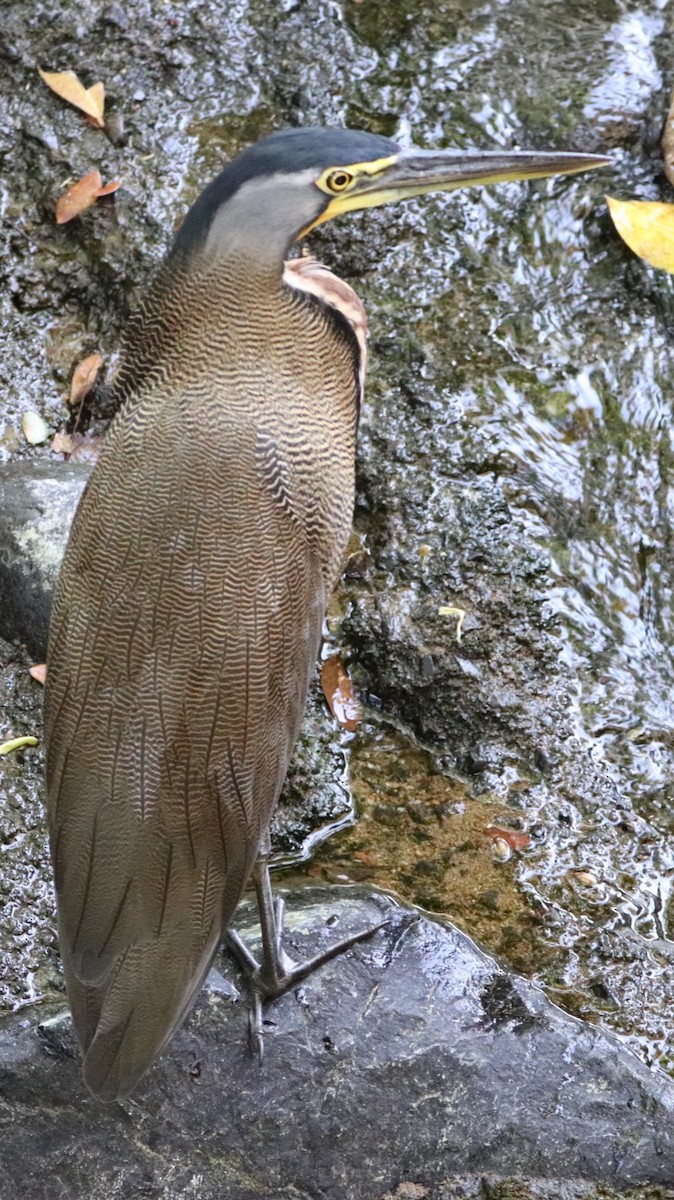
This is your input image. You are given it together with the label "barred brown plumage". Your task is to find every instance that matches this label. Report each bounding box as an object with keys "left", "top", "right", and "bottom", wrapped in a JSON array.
[{"left": 44, "top": 126, "right": 608, "bottom": 1100}]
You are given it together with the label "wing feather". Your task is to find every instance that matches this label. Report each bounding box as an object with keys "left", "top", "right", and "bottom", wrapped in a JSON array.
[
  {"left": 45, "top": 272, "right": 360, "bottom": 1098},
  {"left": 45, "top": 400, "right": 327, "bottom": 1097}
]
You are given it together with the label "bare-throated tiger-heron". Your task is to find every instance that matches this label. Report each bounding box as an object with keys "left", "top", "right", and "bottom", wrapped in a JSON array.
[{"left": 44, "top": 127, "right": 608, "bottom": 1100}]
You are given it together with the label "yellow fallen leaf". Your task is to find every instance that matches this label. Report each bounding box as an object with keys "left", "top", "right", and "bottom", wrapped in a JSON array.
[
  {"left": 38, "top": 68, "right": 105, "bottom": 127},
  {"left": 22, "top": 411, "right": 50, "bottom": 444},
  {"left": 86, "top": 81, "right": 105, "bottom": 125},
  {"left": 606, "top": 196, "right": 674, "bottom": 274},
  {"left": 438, "top": 605, "right": 466, "bottom": 643},
  {"left": 0, "top": 736, "right": 38, "bottom": 755}
]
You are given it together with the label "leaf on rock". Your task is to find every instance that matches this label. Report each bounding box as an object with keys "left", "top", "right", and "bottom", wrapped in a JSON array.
[
  {"left": 51, "top": 431, "right": 74, "bottom": 455},
  {"left": 485, "top": 825, "right": 531, "bottom": 851},
  {"left": 22, "top": 411, "right": 49, "bottom": 444},
  {"left": 55, "top": 170, "right": 121, "bottom": 224},
  {"left": 95, "top": 179, "right": 121, "bottom": 197},
  {"left": 56, "top": 169, "right": 102, "bottom": 223},
  {"left": 662, "top": 84, "right": 674, "bottom": 187},
  {"left": 51, "top": 430, "right": 102, "bottom": 463},
  {"left": 38, "top": 68, "right": 105, "bottom": 127},
  {"left": 438, "top": 605, "right": 466, "bottom": 643},
  {"left": 606, "top": 196, "right": 674, "bottom": 274},
  {"left": 67, "top": 432, "right": 103, "bottom": 464},
  {"left": 69, "top": 352, "right": 103, "bottom": 407},
  {"left": 85, "top": 81, "right": 106, "bottom": 125},
  {"left": 320, "top": 655, "right": 362, "bottom": 732},
  {"left": 0, "top": 736, "right": 39, "bottom": 755},
  {"left": 29, "top": 664, "right": 47, "bottom": 685}
]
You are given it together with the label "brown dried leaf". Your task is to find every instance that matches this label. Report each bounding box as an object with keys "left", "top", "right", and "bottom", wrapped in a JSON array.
[
  {"left": 67, "top": 432, "right": 103, "bottom": 464},
  {"left": 29, "top": 664, "right": 47, "bottom": 685},
  {"left": 86, "top": 81, "right": 105, "bottom": 125},
  {"left": 38, "top": 68, "right": 105, "bottom": 126},
  {"left": 95, "top": 179, "right": 121, "bottom": 197},
  {"left": 55, "top": 172, "right": 121, "bottom": 224},
  {"left": 485, "top": 825, "right": 531, "bottom": 851},
  {"left": 353, "top": 850, "right": 378, "bottom": 866},
  {"left": 51, "top": 429, "right": 102, "bottom": 463},
  {"left": 55, "top": 169, "right": 102, "bottom": 224},
  {"left": 51, "top": 431, "right": 74, "bottom": 455},
  {"left": 320, "top": 655, "right": 362, "bottom": 732},
  {"left": 69, "top": 352, "right": 104, "bottom": 407}
]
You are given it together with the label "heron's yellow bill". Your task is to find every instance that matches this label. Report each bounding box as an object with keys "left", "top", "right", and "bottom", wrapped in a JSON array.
[{"left": 303, "top": 147, "right": 610, "bottom": 235}]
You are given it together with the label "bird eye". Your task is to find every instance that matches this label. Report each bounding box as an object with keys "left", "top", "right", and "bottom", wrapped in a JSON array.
[{"left": 326, "top": 169, "right": 354, "bottom": 193}]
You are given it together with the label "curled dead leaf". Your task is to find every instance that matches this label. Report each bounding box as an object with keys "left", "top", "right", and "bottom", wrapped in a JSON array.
[
  {"left": 29, "top": 664, "right": 47, "bottom": 685},
  {"left": 55, "top": 170, "right": 121, "bottom": 224},
  {"left": 67, "top": 432, "right": 103, "bottom": 464},
  {"left": 85, "top": 81, "right": 106, "bottom": 125},
  {"left": 606, "top": 196, "right": 674, "bottom": 274},
  {"left": 95, "top": 180, "right": 121, "bottom": 198},
  {"left": 69, "top": 352, "right": 103, "bottom": 408},
  {"left": 22, "top": 411, "right": 49, "bottom": 444},
  {"left": 56, "top": 169, "right": 101, "bottom": 223},
  {"left": 51, "top": 431, "right": 102, "bottom": 463},
  {"left": 51, "top": 431, "right": 74, "bottom": 455},
  {"left": 485, "top": 825, "right": 531, "bottom": 851},
  {"left": 38, "top": 68, "right": 105, "bottom": 127},
  {"left": 0, "top": 735, "right": 39, "bottom": 755},
  {"left": 353, "top": 850, "right": 379, "bottom": 866},
  {"left": 320, "top": 655, "right": 362, "bottom": 732}
]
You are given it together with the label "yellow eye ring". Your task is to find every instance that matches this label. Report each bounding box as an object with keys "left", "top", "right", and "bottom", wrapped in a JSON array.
[{"left": 325, "top": 168, "right": 354, "bottom": 193}]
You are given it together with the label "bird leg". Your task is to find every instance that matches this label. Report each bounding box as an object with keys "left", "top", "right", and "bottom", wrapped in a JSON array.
[{"left": 225, "top": 848, "right": 387, "bottom": 1057}]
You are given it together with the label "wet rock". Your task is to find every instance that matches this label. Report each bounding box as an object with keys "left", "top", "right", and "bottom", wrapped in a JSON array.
[
  {"left": 1, "top": 889, "right": 674, "bottom": 1200},
  {"left": 2, "top": 0, "right": 674, "bottom": 1191},
  {"left": 0, "top": 639, "right": 55, "bottom": 1013},
  {"left": 0, "top": 461, "right": 90, "bottom": 658}
]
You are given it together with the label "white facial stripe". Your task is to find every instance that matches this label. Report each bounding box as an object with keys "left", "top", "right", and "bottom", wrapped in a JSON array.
[{"left": 203, "top": 169, "right": 323, "bottom": 263}]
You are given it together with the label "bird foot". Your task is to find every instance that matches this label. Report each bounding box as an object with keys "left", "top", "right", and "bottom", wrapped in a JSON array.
[{"left": 225, "top": 890, "right": 387, "bottom": 1060}]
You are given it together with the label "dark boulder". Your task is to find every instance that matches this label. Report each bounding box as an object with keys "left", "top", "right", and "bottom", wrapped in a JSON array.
[
  {"left": 0, "top": 462, "right": 90, "bottom": 659},
  {"left": 1, "top": 889, "right": 673, "bottom": 1200}
]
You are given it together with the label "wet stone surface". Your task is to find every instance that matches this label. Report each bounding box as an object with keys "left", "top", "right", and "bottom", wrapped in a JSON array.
[
  {"left": 0, "top": 462, "right": 88, "bottom": 659},
  {"left": 2, "top": 890, "right": 674, "bottom": 1200},
  {"left": 2, "top": 0, "right": 674, "bottom": 1193}
]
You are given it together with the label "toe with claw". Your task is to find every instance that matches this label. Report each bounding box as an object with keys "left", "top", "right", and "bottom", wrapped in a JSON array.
[{"left": 225, "top": 853, "right": 387, "bottom": 1057}]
